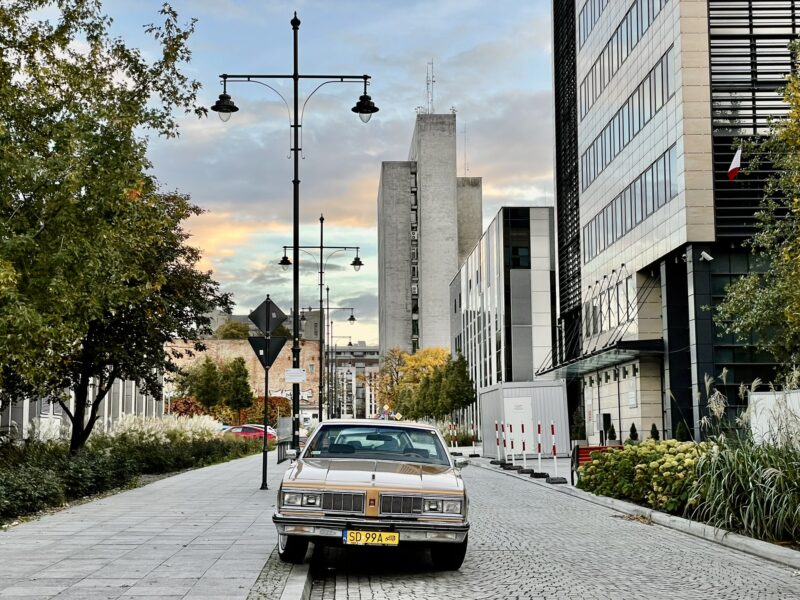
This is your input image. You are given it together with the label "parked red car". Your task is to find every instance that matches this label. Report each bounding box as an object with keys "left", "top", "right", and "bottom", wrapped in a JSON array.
[{"left": 226, "top": 425, "right": 277, "bottom": 440}]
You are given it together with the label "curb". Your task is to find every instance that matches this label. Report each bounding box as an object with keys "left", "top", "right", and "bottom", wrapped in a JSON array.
[
  {"left": 474, "top": 461, "right": 800, "bottom": 571},
  {"left": 279, "top": 562, "right": 312, "bottom": 600}
]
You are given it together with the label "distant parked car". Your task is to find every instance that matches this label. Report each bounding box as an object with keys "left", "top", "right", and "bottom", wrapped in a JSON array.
[{"left": 227, "top": 425, "right": 277, "bottom": 440}]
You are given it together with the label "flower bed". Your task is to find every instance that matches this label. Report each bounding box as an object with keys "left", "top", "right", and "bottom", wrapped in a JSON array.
[
  {"left": 577, "top": 437, "right": 799, "bottom": 546},
  {"left": 0, "top": 415, "right": 262, "bottom": 522}
]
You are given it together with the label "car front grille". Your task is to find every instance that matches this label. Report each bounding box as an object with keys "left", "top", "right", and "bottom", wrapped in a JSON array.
[
  {"left": 322, "top": 492, "right": 365, "bottom": 514},
  {"left": 380, "top": 494, "right": 423, "bottom": 516}
]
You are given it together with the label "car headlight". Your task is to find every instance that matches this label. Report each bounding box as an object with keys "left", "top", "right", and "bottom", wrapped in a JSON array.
[
  {"left": 302, "top": 493, "right": 321, "bottom": 507},
  {"left": 443, "top": 500, "right": 462, "bottom": 514},
  {"left": 423, "top": 499, "right": 442, "bottom": 512},
  {"left": 283, "top": 492, "right": 302, "bottom": 507}
]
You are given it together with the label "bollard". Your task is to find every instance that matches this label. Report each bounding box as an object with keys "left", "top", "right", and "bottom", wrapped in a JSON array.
[
  {"left": 520, "top": 422, "right": 534, "bottom": 474},
  {"left": 490, "top": 421, "right": 501, "bottom": 464},
  {"left": 531, "top": 420, "right": 549, "bottom": 478},
  {"left": 469, "top": 422, "right": 480, "bottom": 457},
  {"left": 547, "top": 420, "right": 567, "bottom": 484}
]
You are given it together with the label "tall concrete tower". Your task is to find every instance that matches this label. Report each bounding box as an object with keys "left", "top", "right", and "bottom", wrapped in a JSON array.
[{"left": 378, "top": 113, "right": 482, "bottom": 356}]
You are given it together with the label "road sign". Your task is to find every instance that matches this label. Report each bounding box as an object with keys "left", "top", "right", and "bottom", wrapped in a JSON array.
[
  {"left": 249, "top": 298, "right": 287, "bottom": 336},
  {"left": 285, "top": 368, "right": 307, "bottom": 383},
  {"left": 248, "top": 336, "right": 287, "bottom": 369}
]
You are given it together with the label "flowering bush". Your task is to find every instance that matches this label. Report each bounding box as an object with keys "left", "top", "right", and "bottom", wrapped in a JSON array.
[
  {"left": 110, "top": 414, "right": 223, "bottom": 444},
  {"left": 578, "top": 439, "right": 710, "bottom": 514}
]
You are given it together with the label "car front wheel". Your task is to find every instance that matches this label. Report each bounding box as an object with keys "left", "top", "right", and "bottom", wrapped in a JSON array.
[
  {"left": 429, "top": 535, "right": 468, "bottom": 570},
  {"left": 277, "top": 534, "right": 308, "bottom": 564}
]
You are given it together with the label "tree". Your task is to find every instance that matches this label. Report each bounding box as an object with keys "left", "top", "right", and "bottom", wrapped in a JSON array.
[
  {"left": 715, "top": 41, "right": 800, "bottom": 367},
  {"left": 607, "top": 423, "right": 617, "bottom": 441},
  {"left": 214, "top": 320, "right": 250, "bottom": 340},
  {"left": 221, "top": 357, "right": 254, "bottom": 424},
  {"left": 0, "top": 2, "right": 228, "bottom": 452},
  {"left": 650, "top": 423, "right": 660, "bottom": 440},
  {"left": 442, "top": 354, "right": 476, "bottom": 413},
  {"left": 243, "top": 395, "right": 292, "bottom": 428},
  {"left": 629, "top": 423, "right": 639, "bottom": 441},
  {"left": 189, "top": 356, "right": 223, "bottom": 411},
  {"left": 376, "top": 348, "right": 406, "bottom": 411}
]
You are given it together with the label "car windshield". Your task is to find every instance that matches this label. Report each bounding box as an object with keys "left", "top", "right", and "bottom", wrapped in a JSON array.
[{"left": 304, "top": 425, "right": 450, "bottom": 466}]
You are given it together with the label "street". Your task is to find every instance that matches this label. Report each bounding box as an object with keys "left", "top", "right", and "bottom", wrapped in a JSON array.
[
  {"left": 1, "top": 454, "right": 798, "bottom": 600},
  {"left": 307, "top": 461, "right": 800, "bottom": 600}
]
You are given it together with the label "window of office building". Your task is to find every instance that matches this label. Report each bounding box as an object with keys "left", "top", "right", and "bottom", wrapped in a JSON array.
[
  {"left": 579, "top": 0, "right": 671, "bottom": 120},
  {"left": 583, "top": 144, "right": 678, "bottom": 262},
  {"left": 580, "top": 47, "right": 674, "bottom": 191},
  {"left": 577, "top": 0, "right": 610, "bottom": 49}
]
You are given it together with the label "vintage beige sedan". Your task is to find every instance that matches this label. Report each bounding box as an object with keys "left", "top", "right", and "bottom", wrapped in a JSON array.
[{"left": 273, "top": 419, "right": 470, "bottom": 569}]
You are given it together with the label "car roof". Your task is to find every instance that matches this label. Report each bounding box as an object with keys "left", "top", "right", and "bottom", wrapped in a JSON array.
[{"left": 319, "top": 419, "right": 438, "bottom": 432}]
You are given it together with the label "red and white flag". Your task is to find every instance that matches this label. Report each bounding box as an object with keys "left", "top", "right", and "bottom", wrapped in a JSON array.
[{"left": 727, "top": 147, "right": 742, "bottom": 181}]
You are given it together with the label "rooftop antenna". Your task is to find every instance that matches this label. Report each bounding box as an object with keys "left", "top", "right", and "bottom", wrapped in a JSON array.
[{"left": 426, "top": 60, "right": 435, "bottom": 114}]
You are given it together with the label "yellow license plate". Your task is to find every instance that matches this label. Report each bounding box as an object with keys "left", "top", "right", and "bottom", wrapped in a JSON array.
[{"left": 343, "top": 530, "right": 399, "bottom": 546}]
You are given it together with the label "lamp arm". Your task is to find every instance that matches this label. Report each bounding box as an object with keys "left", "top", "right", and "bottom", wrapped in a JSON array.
[
  {"left": 226, "top": 78, "right": 293, "bottom": 157},
  {"left": 299, "top": 79, "right": 363, "bottom": 158}
]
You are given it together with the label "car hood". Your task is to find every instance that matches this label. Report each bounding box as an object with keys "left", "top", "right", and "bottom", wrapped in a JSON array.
[{"left": 283, "top": 458, "right": 464, "bottom": 494}]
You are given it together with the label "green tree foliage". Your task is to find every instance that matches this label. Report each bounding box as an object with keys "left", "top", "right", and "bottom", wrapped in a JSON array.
[
  {"left": 392, "top": 350, "right": 476, "bottom": 420},
  {"left": 715, "top": 41, "right": 800, "bottom": 366},
  {"left": 607, "top": 423, "right": 617, "bottom": 441},
  {"left": 214, "top": 320, "right": 250, "bottom": 340},
  {"left": 220, "top": 357, "right": 254, "bottom": 424},
  {"left": 650, "top": 423, "right": 660, "bottom": 440},
  {"left": 0, "top": 2, "right": 230, "bottom": 452},
  {"left": 629, "top": 423, "right": 639, "bottom": 441},
  {"left": 186, "top": 356, "right": 222, "bottom": 411}
]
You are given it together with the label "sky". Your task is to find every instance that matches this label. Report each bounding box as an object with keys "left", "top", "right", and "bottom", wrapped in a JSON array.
[{"left": 103, "top": 0, "right": 555, "bottom": 345}]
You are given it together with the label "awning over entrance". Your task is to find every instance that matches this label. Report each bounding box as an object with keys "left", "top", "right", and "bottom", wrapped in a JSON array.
[{"left": 536, "top": 339, "right": 664, "bottom": 380}]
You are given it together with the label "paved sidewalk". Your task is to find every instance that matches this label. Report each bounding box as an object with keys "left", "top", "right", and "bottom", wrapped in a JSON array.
[{"left": 0, "top": 452, "right": 284, "bottom": 600}]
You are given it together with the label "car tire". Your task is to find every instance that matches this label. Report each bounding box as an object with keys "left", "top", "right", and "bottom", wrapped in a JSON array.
[
  {"left": 429, "top": 535, "right": 468, "bottom": 570},
  {"left": 277, "top": 534, "right": 308, "bottom": 564}
]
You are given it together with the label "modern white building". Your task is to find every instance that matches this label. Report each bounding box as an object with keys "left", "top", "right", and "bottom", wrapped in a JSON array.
[
  {"left": 543, "top": 0, "right": 796, "bottom": 443},
  {"left": 328, "top": 342, "right": 380, "bottom": 419},
  {"left": 378, "top": 113, "right": 482, "bottom": 355},
  {"left": 450, "top": 206, "right": 569, "bottom": 456}
]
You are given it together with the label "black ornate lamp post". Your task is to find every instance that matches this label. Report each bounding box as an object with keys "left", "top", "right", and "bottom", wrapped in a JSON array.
[
  {"left": 279, "top": 213, "right": 362, "bottom": 424},
  {"left": 212, "top": 12, "right": 377, "bottom": 451}
]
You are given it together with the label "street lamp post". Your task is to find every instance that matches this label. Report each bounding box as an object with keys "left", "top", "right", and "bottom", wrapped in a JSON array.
[
  {"left": 212, "top": 13, "right": 377, "bottom": 451},
  {"left": 278, "top": 214, "right": 362, "bottom": 423}
]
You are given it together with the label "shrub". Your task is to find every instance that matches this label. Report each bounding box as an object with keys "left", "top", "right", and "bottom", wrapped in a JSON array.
[
  {"left": 629, "top": 423, "right": 638, "bottom": 441},
  {"left": 688, "top": 436, "right": 800, "bottom": 544},
  {"left": 650, "top": 423, "right": 660, "bottom": 440},
  {"left": 675, "top": 421, "right": 692, "bottom": 441},
  {"left": 0, "top": 466, "right": 65, "bottom": 519},
  {"left": 456, "top": 432, "right": 479, "bottom": 447},
  {"left": 607, "top": 423, "right": 617, "bottom": 441},
  {"left": 578, "top": 439, "right": 709, "bottom": 514},
  {"left": 0, "top": 416, "right": 261, "bottom": 522}
]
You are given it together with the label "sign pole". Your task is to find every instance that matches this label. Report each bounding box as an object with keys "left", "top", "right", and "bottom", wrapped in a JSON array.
[{"left": 260, "top": 294, "right": 272, "bottom": 490}]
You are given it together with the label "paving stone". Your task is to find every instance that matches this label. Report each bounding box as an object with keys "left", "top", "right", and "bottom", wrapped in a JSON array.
[{"left": 307, "top": 461, "right": 800, "bottom": 600}]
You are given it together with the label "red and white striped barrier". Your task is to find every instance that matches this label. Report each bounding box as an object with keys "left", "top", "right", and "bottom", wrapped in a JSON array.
[
  {"left": 537, "top": 421, "right": 543, "bottom": 473},
  {"left": 509, "top": 424, "right": 516, "bottom": 467},
  {"left": 495, "top": 421, "right": 499, "bottom": 457},
  {"left": 501, "top": 422, "right": 507, "bottom": 461},
  {"left": 471, "top": 422, "right": 478, "bottom": 455},
  {"left": 520, "top": 423, "right": 528, "bottom": 470},
  {"left": 551, "top": 420, "right": 558, "bottom": 478}
]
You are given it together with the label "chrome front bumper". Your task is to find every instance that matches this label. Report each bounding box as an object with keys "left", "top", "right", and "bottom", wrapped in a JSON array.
[{"left": 273, "top": 512, "right": 469, "bottom": 543}]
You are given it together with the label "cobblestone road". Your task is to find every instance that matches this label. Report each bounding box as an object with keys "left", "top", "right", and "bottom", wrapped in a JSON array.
[{"left": 307, "top": 462, "right": 800, "bottom": 600}]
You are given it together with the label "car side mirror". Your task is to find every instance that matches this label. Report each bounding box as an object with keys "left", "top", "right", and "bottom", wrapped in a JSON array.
[
  {"left": 286, "top": 448, "right": 299, "bottom": 461},
  {"left": 454, "top": 459, "right": 470, "bottom": 469}
]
